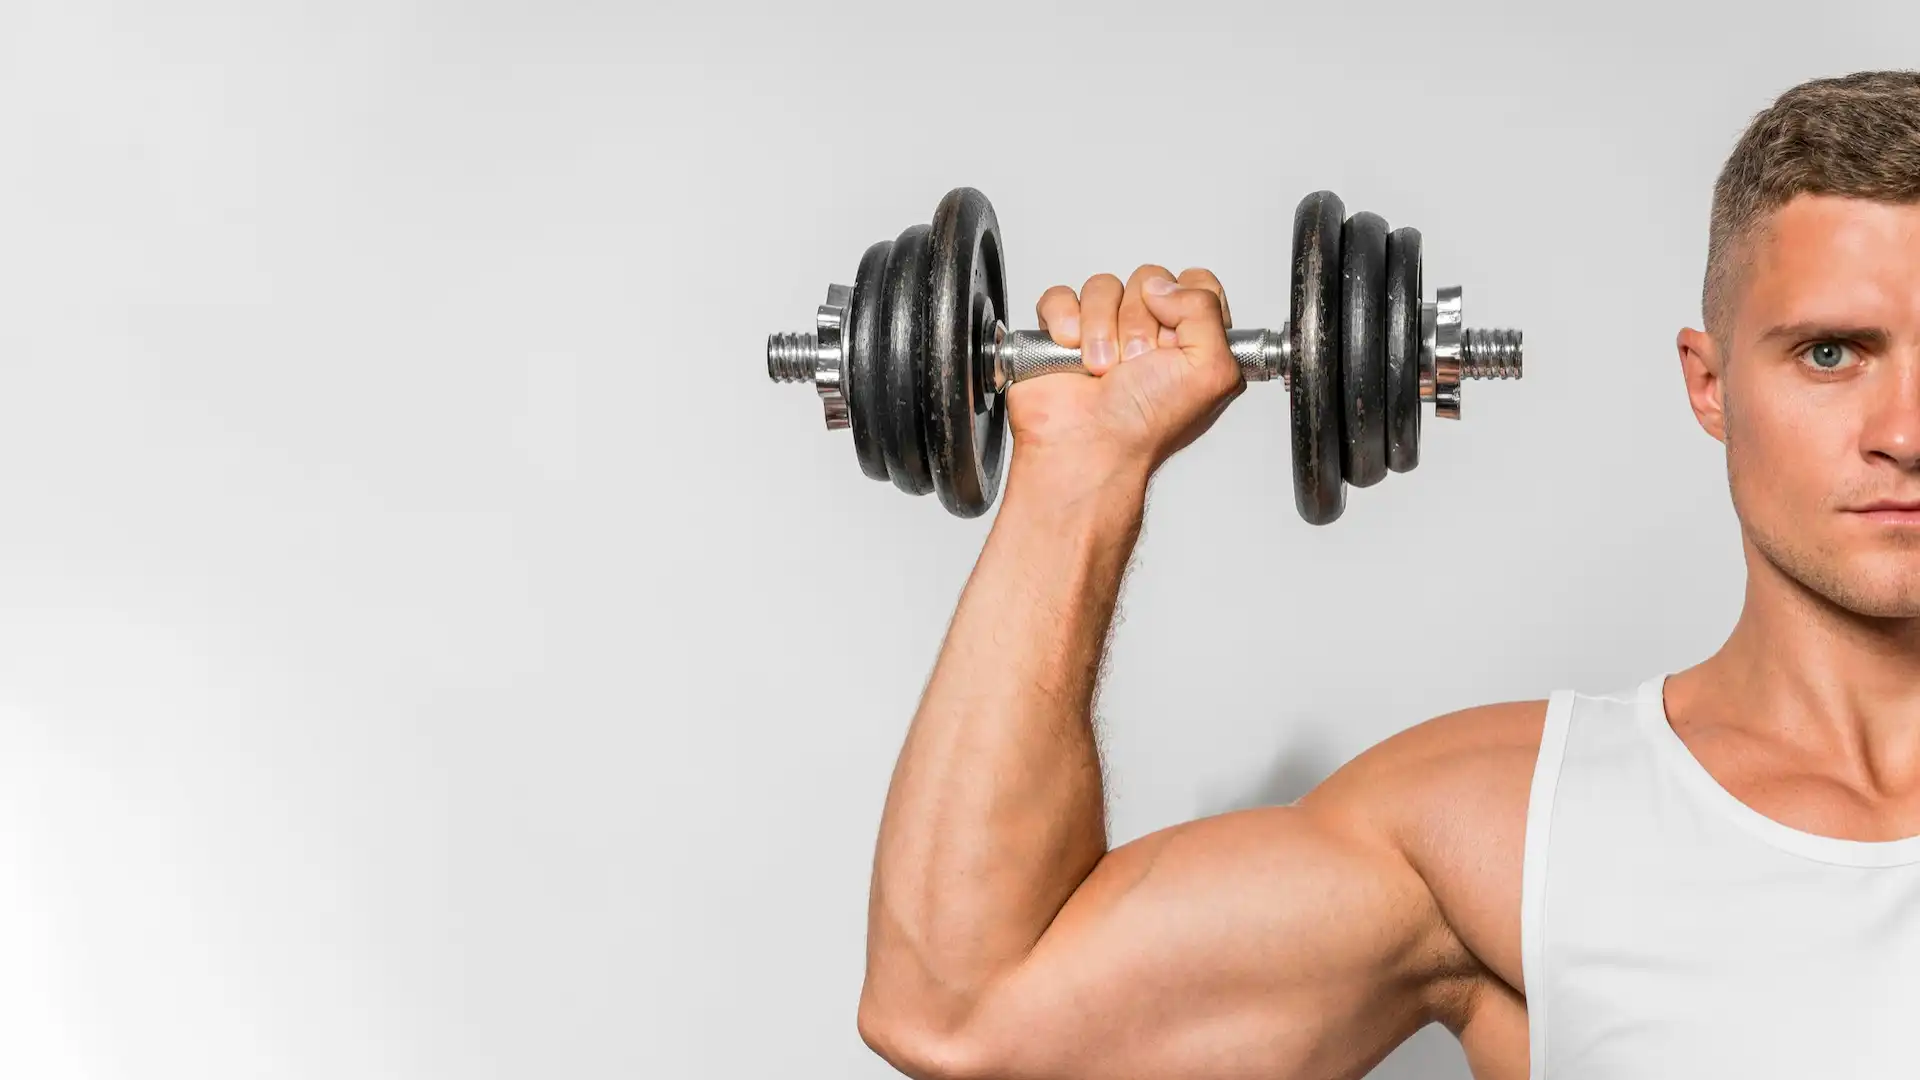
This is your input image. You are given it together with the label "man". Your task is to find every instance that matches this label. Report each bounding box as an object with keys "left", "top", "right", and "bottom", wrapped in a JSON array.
[{"left": 852, "top": 69, "right": 1920, "bottom": 1079}]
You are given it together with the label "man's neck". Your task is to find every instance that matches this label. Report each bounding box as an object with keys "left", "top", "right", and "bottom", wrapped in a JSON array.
[{"left": 1683, "top": 558, "right": 1920, "bottom": 785}]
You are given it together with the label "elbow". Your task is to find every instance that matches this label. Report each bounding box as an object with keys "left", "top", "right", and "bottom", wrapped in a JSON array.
[{"left": 856, "top": 986, "right": 1000, "bottom": 1080}]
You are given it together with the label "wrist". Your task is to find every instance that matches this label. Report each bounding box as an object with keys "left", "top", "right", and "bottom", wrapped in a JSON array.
[{"left": 1001, "top": 451, "right": 1151, "bottom": 528}]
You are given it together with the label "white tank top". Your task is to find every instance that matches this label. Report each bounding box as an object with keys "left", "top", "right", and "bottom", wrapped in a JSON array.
[{"left": 1521, "top": 675, "right": 1920, "bottom": 1077}]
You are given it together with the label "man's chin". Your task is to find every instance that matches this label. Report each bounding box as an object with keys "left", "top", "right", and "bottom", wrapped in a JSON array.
[
  {"left": 1750, "top": 525, "right": 1920, "bottom": 619},
  {"left": 1812, "top": 554, "right": 1920, "bottom": 619}
]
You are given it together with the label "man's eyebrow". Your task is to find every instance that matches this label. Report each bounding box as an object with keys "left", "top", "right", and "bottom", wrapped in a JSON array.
[{"left": 1757, "top": 322, "right": 1892, "bottom": 348}]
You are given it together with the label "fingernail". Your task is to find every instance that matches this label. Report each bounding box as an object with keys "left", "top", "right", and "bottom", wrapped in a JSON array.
[
  {"left": 1123, "top": 337, "right": 1149, "bottom": 360},
  {"left": 1144, "top": 276, "right": 1178, "bottom": 296},
  {"left": 1087, "top": 337, "right": 1116, "bottom": 370},
  {"left": 1056, "top": 314, "right": 1079, "bottom": 341}
]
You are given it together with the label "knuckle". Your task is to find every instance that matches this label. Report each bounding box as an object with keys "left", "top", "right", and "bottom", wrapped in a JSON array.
[
  {"left": 1083, "top": 272, "right": 1124, "bottom": 297},
  {"left": 1177, "top": 268, "right": 1230, "bottom": 324},
  {"left": 1036, "top": 284, "right": 1078, "bottom": 314}
]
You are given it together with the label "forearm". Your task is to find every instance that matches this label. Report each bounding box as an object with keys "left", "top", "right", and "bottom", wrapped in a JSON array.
[{"left": 863, "top": 453, "right": 1151, "bottom": 1036}]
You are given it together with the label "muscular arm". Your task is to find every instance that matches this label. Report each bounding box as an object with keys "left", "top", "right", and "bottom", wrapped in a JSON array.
[
  {"left": 857, "top": 458, "right": 1486, "bottom": 1080},
  {"left": 859, "top": 457, "right": 1143, "bottom": 1062}
]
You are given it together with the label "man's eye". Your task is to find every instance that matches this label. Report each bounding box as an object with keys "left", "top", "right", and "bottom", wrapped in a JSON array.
[{"left": 1805, "top": 341, "right": 1855, "bottom": 370}]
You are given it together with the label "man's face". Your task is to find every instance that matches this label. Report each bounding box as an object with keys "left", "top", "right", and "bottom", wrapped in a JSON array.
[{"left": 1688, "top": 194, "right": 1920, "bottom": 618}]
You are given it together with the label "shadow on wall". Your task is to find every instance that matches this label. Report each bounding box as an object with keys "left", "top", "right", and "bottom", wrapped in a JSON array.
[
  {"left": 1196, "top": 727, "right": 1343, "bottom": 815},
  {"left": 1370, "top": 1025, "right": 1474, "bottom": 1080},
  {"left": 1198, "top": 733, "right": 1478, "bottom": 1080}
]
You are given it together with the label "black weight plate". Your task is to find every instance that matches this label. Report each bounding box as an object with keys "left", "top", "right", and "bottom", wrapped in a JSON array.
[
  {"left": 924, "top": 187, "right": 1010, "bottom": 518},
  {"left": 1289, "top": 190, "right": 1346, "bottom": 526},
  {"left": 1385, "top": 227, "right": 1422, "bottom": 473},
  {"left": 847, "top": 239, "right": 893, "bottom": 483},
  {"left": 1340, "top": 211, "right": 1389, "bottom": 488},
  {"left": 879, "top": 223, "right": 935, "bottom": 496}
]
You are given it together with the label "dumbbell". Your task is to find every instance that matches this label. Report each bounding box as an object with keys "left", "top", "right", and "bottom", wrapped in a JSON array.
[{"left": 765, "top": 187, "right": 1523, "bottom": 525}]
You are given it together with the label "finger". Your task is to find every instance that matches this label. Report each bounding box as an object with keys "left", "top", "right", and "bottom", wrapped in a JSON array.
[
  {"left": 1142, "top": 276, "right": 1228, "bottom": 344},
  {"left": 1140, "top": 278, "right": 1236, "bottom": 386},
  {"left": 1121, "top": 264, "right": 1176, "bottom": 363},
  {"left": 1036, "top": 285, "right": 1082, "bottom": 346},
  {"left": 1175, "top": 267, "right": 1231, "bottom": 329},
  {"left": 1078, "top": 272, "right": 1125, "bottom": 374}
]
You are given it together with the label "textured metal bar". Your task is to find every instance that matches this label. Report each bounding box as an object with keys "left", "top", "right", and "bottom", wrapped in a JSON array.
[{"left": 995, "top": 327, "right": 1289, "bottom": 387}]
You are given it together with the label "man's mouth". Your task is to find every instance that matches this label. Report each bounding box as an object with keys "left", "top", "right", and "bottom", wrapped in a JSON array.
[{"left": 1848, "top": 499, "right": 1920, "bottom": 523}]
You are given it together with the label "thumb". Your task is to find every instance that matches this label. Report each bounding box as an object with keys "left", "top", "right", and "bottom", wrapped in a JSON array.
[{"left": 1140, "top": 278, "right": 1230, "bottom": 359}]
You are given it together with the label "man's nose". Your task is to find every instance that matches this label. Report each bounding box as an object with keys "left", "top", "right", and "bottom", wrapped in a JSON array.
[{"left": 1862, "top": 355, "right": 1920, "bottom": 469}]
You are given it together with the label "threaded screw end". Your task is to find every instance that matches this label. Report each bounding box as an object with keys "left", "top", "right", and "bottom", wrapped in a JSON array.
[
  {"left": 1461, "top": 328, "right": 1522, "bottom": 379},
  {"left": 767, "top": 332, "right": 819, "bottom": 383}
]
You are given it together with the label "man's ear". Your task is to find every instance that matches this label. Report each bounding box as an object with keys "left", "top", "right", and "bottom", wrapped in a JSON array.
[{"left": 1678, "top": 326, "right": 1728, "bottom": 444}]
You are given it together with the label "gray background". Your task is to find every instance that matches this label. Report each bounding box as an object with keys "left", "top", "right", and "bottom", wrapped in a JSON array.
[{"left": 0, "top": 1, "right": 1913, "bottom": 1077}]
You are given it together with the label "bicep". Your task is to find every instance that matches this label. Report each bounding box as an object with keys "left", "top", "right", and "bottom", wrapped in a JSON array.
[{"left": 964, "top": 804, "right": 1459, "bottom": 1080}]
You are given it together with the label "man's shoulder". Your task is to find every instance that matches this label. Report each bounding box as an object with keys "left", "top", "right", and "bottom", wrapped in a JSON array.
[
  {"left": 1294, "top": 698, "right": 1550, "bottom": 999},
  {"left": 1297, "top": 698, "right": 1549, "bottom": 841}
]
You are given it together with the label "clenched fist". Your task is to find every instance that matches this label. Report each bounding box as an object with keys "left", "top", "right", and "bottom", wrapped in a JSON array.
[{"left": 1008, "top": 264, "right": 1246, "bottom": 485}]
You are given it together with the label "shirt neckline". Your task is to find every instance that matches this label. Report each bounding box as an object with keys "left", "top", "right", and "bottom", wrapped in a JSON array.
[{"left": 1636, "top": 674, "right": 1920, "bottom": 868}]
